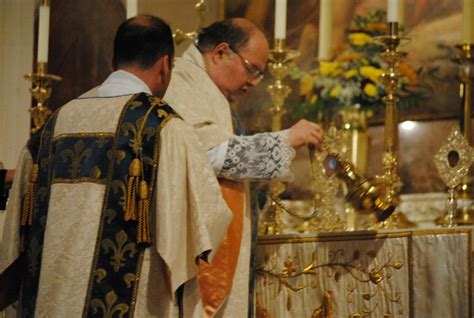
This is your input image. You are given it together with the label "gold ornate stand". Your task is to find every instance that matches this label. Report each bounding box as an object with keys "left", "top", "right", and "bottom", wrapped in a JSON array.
[
  {"left": 434, "top": 126, "right": 473, "bottom": 227},
  {"left": 24, "top": 62, "right": 61, "bottom": 133},
  {"left": 451, "top": 43, "right": 474, "bottom": 224},
  {"left": 372, "top": 22, "right": 415, "bottom": 229}
]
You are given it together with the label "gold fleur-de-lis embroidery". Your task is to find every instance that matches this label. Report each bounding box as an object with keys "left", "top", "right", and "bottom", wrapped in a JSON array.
[
  {"left": 122, "top": 116, "right": 157, "bottom": 155},
  {"left": 90, "top": 290, "right": 129, "bottom": 318},
  {"left": 94, "top": 268, "right": 107, "bottom": 283},
  {"left": 110, "top": 180, "right": 127, "bottom": 207},
  {"left": 101, "top": 231, "right": 137, "bottom": 272},
  {"left": 60, "top": 140, "right": 92, "bottom": 178},
  {"left": 105, "top": 209, "right": 117, "bottom": 224},
  {"left": 157, "top": 109, "right": 169, "bottom": 118},
  {"left": 124, "top": 273, "right": 136, "bottom": 288},
  {"left": 90, "top": 166, "right": 102, "bottom": 179},
  {"left": 107, "top": 149, "right": 126, "bottom": 165},
  {"left": 129, "top": 100, "right": 143, "bottom": 110}
]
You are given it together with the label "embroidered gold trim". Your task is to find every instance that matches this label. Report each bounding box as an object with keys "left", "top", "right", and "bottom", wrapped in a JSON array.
[
  {"left": 54, "top": 132, "right": 115, "bottom": 141},
  {"left": 52, "top": 177, "right": 107, "bottom": 185}
]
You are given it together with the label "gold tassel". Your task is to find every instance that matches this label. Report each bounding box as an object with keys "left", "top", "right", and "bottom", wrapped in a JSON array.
[
  {"left": 21, "top": 164, "right": 39, "bottom": 227},
  {"left": 125, "top": 158, "right": 141, "bottom": 221},
  {"left": 137, "top": 180, "right": 151, "bottom": 244}
]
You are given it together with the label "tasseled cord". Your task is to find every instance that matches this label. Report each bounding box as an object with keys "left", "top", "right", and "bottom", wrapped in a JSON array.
[
  {"left": 137, "top": 180, "right": 151, "bottom": 244},
  {"left": 124, "top": 158, "right": 152, "bottom": 245},
  {"left": 125, "top": 158, "right": 141, "bottom": 221},
  {"left": 21, "top": 163, "right": 39, "bottom": 252},
  {"left": 21, "top": 164, "right": 39, "bottom": 227}
]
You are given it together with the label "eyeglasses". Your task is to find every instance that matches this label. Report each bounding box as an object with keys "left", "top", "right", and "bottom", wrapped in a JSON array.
[{"left": 228, "top": 45, "right": 264, "bottom": 83}]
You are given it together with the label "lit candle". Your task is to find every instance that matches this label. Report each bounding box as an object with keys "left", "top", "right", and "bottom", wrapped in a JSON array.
[
  {"left": 127, "top": 0, "right": 138, "bottom": 19},
  {"left": 274, "top": 0, "right": 287, "bottom": 39},
  {"left": 387, "top": 0, "right": 399, "bottom": 22},
  {"left": 463, "top": 0, "right": 474, "bottom": 43},
  {"left": 37, "top": 3, "right": 50, "bottom": 63},
  {"left": 318, "top": 0, "right": 332, "bottom": 60}
]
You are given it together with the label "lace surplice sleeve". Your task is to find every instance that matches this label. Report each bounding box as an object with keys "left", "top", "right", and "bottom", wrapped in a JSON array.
[{"left": 219, "top": 130, "right": 295, "bottom": 181}]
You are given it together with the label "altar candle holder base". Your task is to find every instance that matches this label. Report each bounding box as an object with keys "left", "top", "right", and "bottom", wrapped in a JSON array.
[{"left": 24, "top": 62, "right": 61, "bottom": 133}]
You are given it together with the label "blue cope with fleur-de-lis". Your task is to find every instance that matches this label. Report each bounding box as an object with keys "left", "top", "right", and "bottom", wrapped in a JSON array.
[{"left": 19, "top": 93, "right": 178, "bottom": 318}]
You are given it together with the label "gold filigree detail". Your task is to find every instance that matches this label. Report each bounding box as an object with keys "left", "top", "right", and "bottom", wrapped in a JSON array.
[
  {"left": 312, "top": 290, "right": 334, "bottom": 318},
  {"left": 434, "top": 125, "right": 473, "bottom": 189},
  {"left": 90, "top": 290, "right": 129, "bottom": 318},
  {"left": 257, "top": 249, "right": 404, "bottom": 316},
  {"left": 93, "top": 268, "right": 107, "bottom": 283},
  {"left": 60, "top": 140, "right": 92, "bottom": 178},
  {"left": 124, "top": 273, "right": 136, "bottom": 288},
  {"left": 101, "top": 231, "right": 137, "bottom": 272}
]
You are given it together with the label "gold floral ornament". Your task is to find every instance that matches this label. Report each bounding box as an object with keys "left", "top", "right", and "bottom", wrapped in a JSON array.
[{"left": 289, "top": 10, "right": 436, "bottom": 121}]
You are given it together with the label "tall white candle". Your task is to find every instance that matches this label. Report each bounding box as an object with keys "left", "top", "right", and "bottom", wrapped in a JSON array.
[
  {"left": 398, "top": 0, "right": 405, "bottom": 27},
  {"left": 463, "top": 0, "right": 474, "bottom": 43},
  {"left": 37, "top": 5, "right": 50, "bottom": 63},
  {"left": 318, "top": 0, "right": 332, "bottom": 60},
  {"left": 274, "top": 0, "right": 287, "bottom": 39},
  {"left": 127, "top": 0, "right": 138, "bottom": 19},
  {"left": 387, "top": 0, "right": 399, "bottom": 22}
]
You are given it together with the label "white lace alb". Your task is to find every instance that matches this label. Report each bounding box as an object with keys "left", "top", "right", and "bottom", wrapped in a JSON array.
[{"left": 220, "top": 130, "right": 295, "bottom": 181}]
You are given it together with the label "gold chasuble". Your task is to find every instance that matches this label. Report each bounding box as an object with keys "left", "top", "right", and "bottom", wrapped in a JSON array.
[
  {"left": 0, "top": 93, "right": 232, "bottom": 317},
  {"left": 164, "top": 45, "right": 251, "bottom": 317}
]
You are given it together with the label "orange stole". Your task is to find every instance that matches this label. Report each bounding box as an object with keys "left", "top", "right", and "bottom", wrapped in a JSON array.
[{"left": 198, "top": 179, "right": 245, "bottom": 317}]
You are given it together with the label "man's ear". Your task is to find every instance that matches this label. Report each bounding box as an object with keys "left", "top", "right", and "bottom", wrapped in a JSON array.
[
  {"left": 157, "top": 55, "right": 170, "bottom": 79},
  {"left": 212, "top": 42, "right": 230, "bottom": 62}
]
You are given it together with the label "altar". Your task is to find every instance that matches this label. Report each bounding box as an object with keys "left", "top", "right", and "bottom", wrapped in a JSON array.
[{"left": 254, "top": 228, "right": 472, "bottom": 318}]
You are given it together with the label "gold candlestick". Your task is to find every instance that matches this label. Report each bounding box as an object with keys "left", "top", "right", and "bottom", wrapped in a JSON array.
[
  {"left": 173, "top": 0, "right": 208, "bottom": 45},
  {"left": 24, "top": 62, "right": 61, "bottom": 133},
  {"left": 451, "top": 43, "right": 474, "bottom": 224},
  {"left": 371, "top": 22, "right": 415, "bottom": 229},
  {"left": 259, "top": 39, "right": 300, "bottom": 235}
]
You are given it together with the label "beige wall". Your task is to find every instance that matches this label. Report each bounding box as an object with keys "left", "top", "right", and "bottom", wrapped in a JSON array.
[{"left": 0, "top": 0, "right": 35, "bottom": 169}]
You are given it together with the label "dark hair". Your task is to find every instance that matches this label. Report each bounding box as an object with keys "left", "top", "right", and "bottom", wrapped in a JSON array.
[
  {"left": 197, "top": 19, "right": 249, "bottom": 53},
  {"left": 113, "top": 15, "right": 174, "bottom": 70}
]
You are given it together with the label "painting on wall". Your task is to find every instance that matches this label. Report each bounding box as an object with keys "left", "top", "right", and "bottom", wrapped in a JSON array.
[
  {"left": 223, "top": 0, "right": 468, "bottom": 195},
  {"left": 224, "top": 0, "right": 464, "bottom": 126}
]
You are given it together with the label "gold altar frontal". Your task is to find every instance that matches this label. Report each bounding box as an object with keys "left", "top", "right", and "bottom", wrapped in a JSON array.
[{"left": 255, "top": 228, "right": 472, "bottom": 318}]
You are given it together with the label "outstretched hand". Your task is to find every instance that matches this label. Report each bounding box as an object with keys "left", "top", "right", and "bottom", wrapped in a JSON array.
[{"left": 287, "top": 119, "right": 323, "bottom": 150}]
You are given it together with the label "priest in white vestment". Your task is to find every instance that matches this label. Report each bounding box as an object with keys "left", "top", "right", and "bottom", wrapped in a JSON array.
[
  {"left": 164, "top": 18, "right": 323, "bottom": 317},
  {"left": 0, "top": 15, "right": 232, "bottom": 318}
]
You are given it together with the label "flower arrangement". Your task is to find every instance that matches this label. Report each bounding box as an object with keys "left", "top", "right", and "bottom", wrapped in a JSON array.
[{"left": 290, "top": 10, "right": 437, "bottom": 121}]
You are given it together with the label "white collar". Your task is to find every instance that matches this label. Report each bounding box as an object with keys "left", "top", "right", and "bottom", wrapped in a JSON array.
[{"left": 98, "top": 70, "right": 152, "bottom": 97}]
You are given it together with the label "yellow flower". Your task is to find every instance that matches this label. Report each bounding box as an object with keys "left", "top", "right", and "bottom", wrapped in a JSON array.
[
  {"left": 348, "top": 33, "right": 373, "bottom": 46},
  {"left": 310, "top": 94, "right": 318, "bottom": 104},
  {"left": 299, "top": 74, "right": 314, "bottom": 97},
  {"left": 359, "top": 66, "right": 384, "bottom": 83},
  {"left": 329, "top": 85, "right": 343, "bottom": 97},
  {"left": 320, "top": 61, "right": 341, "bottom": 76},
  {"left": 344, "top": 69, "right": 357, "bottom": 79},
  {"left": 363, "top": 83, "right": 377, "bottom": 96}
]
